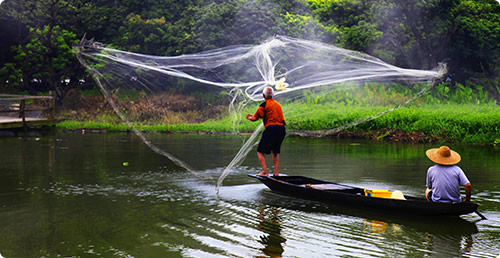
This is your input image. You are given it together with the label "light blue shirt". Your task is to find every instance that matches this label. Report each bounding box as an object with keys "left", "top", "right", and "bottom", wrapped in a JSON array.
[{"left": 426, "top": 165, "right": 470, "bottom": 203}]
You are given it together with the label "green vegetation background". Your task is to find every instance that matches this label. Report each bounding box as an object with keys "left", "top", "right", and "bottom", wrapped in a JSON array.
[
  {"left": 1, "top": 0, "right": 499, "bottom": 100},
  {"left": 0, "top": 0, "right": 499, "bottom": 144}
]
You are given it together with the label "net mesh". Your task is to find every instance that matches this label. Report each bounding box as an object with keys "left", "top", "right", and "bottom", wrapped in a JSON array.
[{"left": 74, "top": 35, "right": 447, "bottom": 192}]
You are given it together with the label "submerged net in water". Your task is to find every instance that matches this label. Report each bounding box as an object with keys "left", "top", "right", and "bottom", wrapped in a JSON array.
[{"left": 74, "top": 35, "right": 447, "bottom": 192}]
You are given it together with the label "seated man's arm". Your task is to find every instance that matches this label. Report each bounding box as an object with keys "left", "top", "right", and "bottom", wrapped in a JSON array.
[
  {"left": 425, "top": 188, "right": 432, "bottom": 201},
  {"left": 464, "top": 183, "right": 472, "bottom": 202}
]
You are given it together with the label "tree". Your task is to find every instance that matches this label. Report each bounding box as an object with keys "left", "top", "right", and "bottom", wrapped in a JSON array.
[
  {"left": 189, "top": 1, "right": 240, "bottom": 51},
  {"left": 117, "top": 14, "right": 177, "bottom": 55},
  {"left": 341, "top": 20, "right": 382, "bottom": 51},
  {"left": 369, "top": 0, "right": 459, "bottom": 69},
  {"left": 0, "top": 0, "right": 32, "bottom": 72},
  {"left": 7, "top": 25, "right": 81, "bottom": 102},
  {"left": 0, "top": 0, "right": 83, "bottom": 95},
  {"left": 188, "top": 0, "right": 334, "bottom": 51},
  {"left": 447, "top": 0, "right": 500, "bottom": 82},
  {"left": 1, "top": 0, "right": 498, "bottom": 99},
  {"left": 281, "top": 11, "right": 336, "bottom": 42}
]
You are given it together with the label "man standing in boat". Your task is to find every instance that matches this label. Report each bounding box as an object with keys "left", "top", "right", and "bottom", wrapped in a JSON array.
[
  {"left": 246, "top": 87, "right": 286, "bottom": 177},
  {"left": 425, "top": 146, "right": 472, "bottom": 203}
]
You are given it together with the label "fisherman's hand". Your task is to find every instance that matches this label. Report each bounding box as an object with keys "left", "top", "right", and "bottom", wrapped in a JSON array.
[{"left": 246, "top": 114, "right": 253, "bottom": 120}]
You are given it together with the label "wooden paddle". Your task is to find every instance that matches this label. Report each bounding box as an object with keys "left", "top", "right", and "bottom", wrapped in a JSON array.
[{"left": 475, "top": 211, "right": 487, "bottom": 220}]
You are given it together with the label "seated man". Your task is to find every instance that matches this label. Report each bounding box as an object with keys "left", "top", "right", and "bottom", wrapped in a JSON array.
[{"left": 425, "top": 146, "right": 471, "bottom": 203}]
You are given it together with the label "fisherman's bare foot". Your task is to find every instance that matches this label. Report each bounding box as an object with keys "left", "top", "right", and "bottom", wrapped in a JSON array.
[
  {"left": 256, "top": 172, "right": 269, "bottom": 176},
  {"left": 273, "top": 172, "right": 279, "bottom": 176}
]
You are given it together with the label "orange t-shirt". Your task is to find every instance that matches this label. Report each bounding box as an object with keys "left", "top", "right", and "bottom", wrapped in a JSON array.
[{"left": 253, "top": 98, "right": 286, "bottom": 128}]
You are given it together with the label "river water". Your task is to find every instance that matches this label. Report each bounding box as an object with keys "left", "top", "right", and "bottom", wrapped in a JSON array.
[{"left": 0, "top": 132, "right": 498, "bottom": 257}]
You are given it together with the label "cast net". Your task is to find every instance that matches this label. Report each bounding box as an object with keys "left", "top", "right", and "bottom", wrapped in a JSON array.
[{"left": 74, "top": 35, "right": 447, "bottom": 192}]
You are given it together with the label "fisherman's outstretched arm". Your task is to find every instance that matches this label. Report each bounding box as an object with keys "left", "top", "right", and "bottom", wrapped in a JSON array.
[{"left": 246, "top": 114, "right": 258, "bottom": 121}]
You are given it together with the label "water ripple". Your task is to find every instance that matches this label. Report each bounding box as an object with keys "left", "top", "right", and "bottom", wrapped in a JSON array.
[{"left": 19, "top": 168, "right": 500, "bottom": 257}]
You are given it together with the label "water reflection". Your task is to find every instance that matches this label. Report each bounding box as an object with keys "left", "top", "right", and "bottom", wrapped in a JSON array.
[
  {"left": 363, "top": 219, "right": 401, "bottom": 234},
  {"left": 0, "top": 133, "right": 498, "bottom": 257},
  {"left": 256, "top": 205, "right": 286, "bottom": 257},
  {"left": 423, "top": 233, "right": 474, "bottom": 257},
  {"left": 361, "top": 216, "right": 478, "bottom": 257},
  {"left": 258, "top": 188, "right": 483, "bottom": 256},
  {"left": 420, "top": 217, "right": 477, "bottom": 257}
]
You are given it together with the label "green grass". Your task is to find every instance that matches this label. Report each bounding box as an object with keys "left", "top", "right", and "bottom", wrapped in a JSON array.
[
  {"left": 352, "top": 104, "right": 499, "bottom": 144},
  {"left": 56, "top": 102, "right": 500, "bottom": 145},
  {"left": 56, "top": 82, "right": 500, "bottom": 145}
]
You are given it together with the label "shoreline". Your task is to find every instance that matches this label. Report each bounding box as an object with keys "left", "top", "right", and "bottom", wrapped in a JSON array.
[
  {"left": 52, "top": 88, "right": 500, "bottom": 146},
  {"left": 58, "top": 125, "right": 497, "bottom": 146},
  {"left": 55, "top": 103, "right": 500, "bottom": 146}
]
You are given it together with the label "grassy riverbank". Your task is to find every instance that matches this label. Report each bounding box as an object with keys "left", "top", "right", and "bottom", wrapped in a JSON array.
[
  {"left": 57, "top": 102, "right": 499, "bottom": 145},
  {"left": 55, "top": 82, "right": 500, "bottom": 145}
]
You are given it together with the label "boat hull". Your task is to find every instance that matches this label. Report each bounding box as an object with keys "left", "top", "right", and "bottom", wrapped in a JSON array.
[{"left": 249, "top": 174, "right": 478, "bottom": 216}]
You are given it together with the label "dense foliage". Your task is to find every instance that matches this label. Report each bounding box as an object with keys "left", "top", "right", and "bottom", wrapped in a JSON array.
[{"left": 0, "top": 0, "right": 499, "bottom": 102}]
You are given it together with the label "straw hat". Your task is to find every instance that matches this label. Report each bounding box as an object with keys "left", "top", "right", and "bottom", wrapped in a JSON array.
[{"left": 426, "top": 146, "right": 461, "bottom": 165}]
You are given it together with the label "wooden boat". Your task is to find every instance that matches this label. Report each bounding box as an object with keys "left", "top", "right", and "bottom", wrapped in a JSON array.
[{"left": 248, "top": 174, "right": 479, "bottom": 216}]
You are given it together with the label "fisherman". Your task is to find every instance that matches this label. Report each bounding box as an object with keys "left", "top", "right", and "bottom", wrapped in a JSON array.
[
  {"left": 425, "top": 146, "right": 472, "bottom": 202},
  {"left": 246, "top": 87, "right": 286, "bottom": 177}
]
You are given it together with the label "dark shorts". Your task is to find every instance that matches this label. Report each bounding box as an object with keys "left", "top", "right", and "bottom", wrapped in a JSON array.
[{"left": 257, "top": 125, "right": 286, "bottom": 154}]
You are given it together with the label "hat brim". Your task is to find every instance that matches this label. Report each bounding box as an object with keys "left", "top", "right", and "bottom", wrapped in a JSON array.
[{"left": 426, "top": 148, "right": 461, "bottom": 165}]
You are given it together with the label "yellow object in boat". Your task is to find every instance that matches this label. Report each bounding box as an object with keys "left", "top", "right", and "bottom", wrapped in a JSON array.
[
  {"left": 364, "top": 189, "right": 406, "bottom": 200},
  {"left": 391, "top": 190, "right": 406, "bottom": 200}
]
